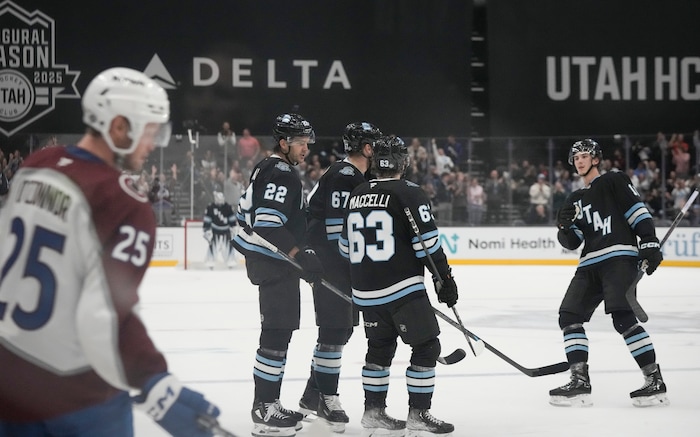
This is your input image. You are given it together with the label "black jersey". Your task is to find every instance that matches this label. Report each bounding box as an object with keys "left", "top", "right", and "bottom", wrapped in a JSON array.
[
  {"left": 306, "top": 159, "right": 366, "bottom": 260},
  {"left": 233, "top": 155, "right": 306, "bottom": 259},
  {"left": 203, "top": 202, "right": 236, "bottom": 233},
  {"left": 558, "top": 171, "right": 656, "bottom": 269},
  {"left": 338, "top": 178, "right": 450, "bottom": 308}
]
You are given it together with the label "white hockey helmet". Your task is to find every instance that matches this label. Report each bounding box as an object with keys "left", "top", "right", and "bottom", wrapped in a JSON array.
[
  {"left": 213, "top": 191, "right": 225, "bottom": 205},
  {"left": 82, "top": 67, "right": 171, "bottom": 156}
]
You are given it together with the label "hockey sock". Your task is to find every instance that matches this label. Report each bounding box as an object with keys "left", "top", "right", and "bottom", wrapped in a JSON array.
[
  {"left": 362, "top": 363, "right": 390, "bottom": 409},
  {"left": 562, "top": 324, "right": 589, "bottom": 364},
  {"left": 406, "top": 365, "right": 434, "bottom": 410},
  {"left": 253, "top": 348, "right": 286, "bottom": 402},
  {"left": 313, "top": 344, "right": 343, "bottom": 395},
  {"left": 622, "top": 325, "right": 656, "bottom": 369}
]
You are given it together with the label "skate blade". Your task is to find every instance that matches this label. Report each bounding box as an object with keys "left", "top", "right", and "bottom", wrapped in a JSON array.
[
  {"left": 361, "top": 428, "right": 406, "bottom": 437},
  {"left": 319, "top": 418, "right": 346, "bottom": 433},
  {"left": 252, "top": 423, "right": 297, "bottom": 436},
  {"left": 406, "top": 430, "right": 453, "bottom": 437},
  {"left": 549, "top": 394, "right": 593, "bottom": 407},
  {"left": 632, "top": 393, "right": 670, "bottom": 408}
]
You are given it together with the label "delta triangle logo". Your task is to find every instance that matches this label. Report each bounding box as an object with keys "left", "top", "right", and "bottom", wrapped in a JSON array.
[{"left": 144, "top": 53, "right": 176, "bottom": 89}]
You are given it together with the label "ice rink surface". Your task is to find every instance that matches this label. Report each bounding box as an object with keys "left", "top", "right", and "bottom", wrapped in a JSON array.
[{"left": 133, "top": 264, "right": 700, "bottom": 436}]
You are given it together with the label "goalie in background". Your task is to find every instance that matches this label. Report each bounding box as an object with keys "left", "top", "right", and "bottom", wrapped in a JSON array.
[{"left": 203, "top": 191, "right": 238, "bottom": 269}]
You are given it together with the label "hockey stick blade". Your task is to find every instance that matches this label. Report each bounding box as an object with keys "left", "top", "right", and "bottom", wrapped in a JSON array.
[
  {"left": 625, "top": 188, "right": 699, "bottom": 322},
  {"left": 245, "top": 230, "right": 465, "bottom": 365},
  {"left": 198, "top": 415, "right": 239, "bottom": 437},
  {"left": 402, "top": 207, "right": 485, "bottom": 357},
  {"left": 432, "top": 306, "right": 569, "bottom": 377},
  {"left": 437, "top": 348, "right": 467, "bottom": 365}
]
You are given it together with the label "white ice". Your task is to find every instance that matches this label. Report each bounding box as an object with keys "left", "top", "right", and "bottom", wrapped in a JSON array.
[{"left": 133, "top": 265, "right": 700, "bottom": 436}]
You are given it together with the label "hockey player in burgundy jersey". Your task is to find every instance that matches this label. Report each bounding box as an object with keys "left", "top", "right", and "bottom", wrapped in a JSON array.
[
  {"left": 233, "top": 113, "right": 324, "bottom": 437},
  {"left": 339, "top": 135, "right": 458, "bottom": 436},
  {"left": 549, "top": 139, "right": 668, "bottom": 408},
  {"left": 0, "top": 68, "right": 220, "bottom": 437},
  {"left": 298, "top": 122, "right": 382, "bottom": 432}
]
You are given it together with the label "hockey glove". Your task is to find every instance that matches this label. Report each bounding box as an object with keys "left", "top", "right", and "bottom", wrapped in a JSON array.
[
  {"left": 204, "top": 229, "right": 213, "bottom": 243},
  {"left": 295, "top": 246, "right": 324, "bottom": 284},
  {"left": 433, "top": 269, "right": 458, "bottom": 308},
  {"left": 556, "top": 203, "right": 578, "bottom": 230},
  {"left": 638, "top": 236, "right": 663, "bottom": 275},
  {"left": 134, "top": 373, "right": 220, "bottom": 437}
]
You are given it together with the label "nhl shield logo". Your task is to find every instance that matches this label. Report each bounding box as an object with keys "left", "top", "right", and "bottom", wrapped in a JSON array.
[{"left": 0, "top": 1, "right": 80, "bottom": 137}]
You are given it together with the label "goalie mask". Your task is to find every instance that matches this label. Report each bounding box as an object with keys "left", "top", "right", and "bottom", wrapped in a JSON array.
[
  {"left": 82, "top": 67, "right": 171, "bottom": 157},
  {"left": 372, "top": 135, "right": 409, "bottom": 175},
  {"left": 343, "top": 122, "right": 382, "bottom": 154}
]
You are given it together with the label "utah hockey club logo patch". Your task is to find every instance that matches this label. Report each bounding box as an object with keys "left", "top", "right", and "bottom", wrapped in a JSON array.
[{"left": 0, "top": 1, "right": 80, "bottom": 137}]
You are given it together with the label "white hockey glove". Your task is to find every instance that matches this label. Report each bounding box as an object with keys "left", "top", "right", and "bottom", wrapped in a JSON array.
[
  {"left": 204, "top": 229, "right": 213, "bottom": 243},
  {"left": 134, "top": 373, "right": 220, "bottom": 437}
]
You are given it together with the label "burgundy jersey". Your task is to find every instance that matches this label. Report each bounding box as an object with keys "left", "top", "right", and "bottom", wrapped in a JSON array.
[{"left": 0, "top": 146, "right": 167, "bottom": 420}]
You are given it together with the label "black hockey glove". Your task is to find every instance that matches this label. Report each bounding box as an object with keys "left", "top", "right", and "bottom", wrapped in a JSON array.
[
  {"left": 295, "top": 246, "right": 324, "bottom": 284},
  {"left": 556, "top": 203, "right": 578, "bottom": 230},
  {"left": 433, "top": 269, "right": 458, "bottom": 308},
  {"left": 638, "top": 236, "right": 663, "bottom": 275}
]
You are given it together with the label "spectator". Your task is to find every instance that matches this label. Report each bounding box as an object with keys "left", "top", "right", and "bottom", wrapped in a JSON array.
[
  {"left": 217, "top": 121, "right": 237, "bottom": 173},
  {"left": 466, "top": 176, "right": 485, "bottom": 226},
  {"left": 528, "top": 173, "right": 551, "bottom": 218},
  {"left": 484, "top": 169, "right": 506, "bottom": 225},
  {"left": 201, "top": 149, "right": 217, "bottom": 171},
  {"left": 223, "top": 168, "right": 245, "bottom": 208},
  {"left": 525, "top": 203, "right": 548, "bottom": 225},
  {"left": 443, "top": 135, "right": 464, "bottom": 165},
  {"left": 551, "top": 181, "right": 568, "bottom": 215},
  {"left": 237, "top": 128, "right": 261, "bottom": 163},
  {"left": 450, "top": 171, "right": 468, "bottom": 224},
  {"left": 431, "top": 139, "right": 454, "bottom": 175}
]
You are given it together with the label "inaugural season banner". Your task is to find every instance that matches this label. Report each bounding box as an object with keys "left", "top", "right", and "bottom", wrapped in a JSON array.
[
  {"left": 487, "top": 0, "right": 700, "bottom": 137},
  {"left": 0, "top": 0, "right": 472, "bottom": 139}
]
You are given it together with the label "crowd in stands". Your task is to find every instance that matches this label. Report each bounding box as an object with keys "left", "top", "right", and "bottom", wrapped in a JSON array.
[{"left": 2, "top": 129, "right": 699, "bottom": 228}]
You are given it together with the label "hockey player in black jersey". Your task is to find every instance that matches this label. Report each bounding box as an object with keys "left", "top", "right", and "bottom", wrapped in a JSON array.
[
  {"left": 549, "top": 139, "right": 667, "bottom": 408},
  {"left": 339, "top": 135, "right": 457, "bottom": 436},
  {"left": 298, "top": 122, "right": 382, "bottom": 432},
  {"left": 202, "top": 191, "right": 237, "bottom": 269},
  {"left": 232, "top": 113, "right": 325, "bottom": 437}
]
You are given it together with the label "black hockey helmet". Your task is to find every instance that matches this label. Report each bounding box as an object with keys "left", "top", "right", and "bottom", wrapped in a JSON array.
[
  {"left": 272, "top": 113, "right": 315, "bottom": 144},
  {"left": 343, "top": 122, "right": 382, "bottom": 153},
  {"left": 372, "top": 135, "right": 409, "bottom": 173},
  {"left": 568, "top": 138, "right": 602, "bottom": 165}
]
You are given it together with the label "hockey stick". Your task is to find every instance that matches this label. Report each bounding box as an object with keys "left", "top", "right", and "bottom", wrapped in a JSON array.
[
  {"left": 625, "top": 188, "right": 699, "bottom": 322},
  {"left": 430, "top": 305, "right": 570, "bottom": 377},
  {"left": 245, "top": 230, "right": 467, "bottom": 365},
  {"left": 198, "top": 415, "right": 239, "bottom": 437},
  {"left": 403, "top": 207, "right": 485, "bottom": 357}
]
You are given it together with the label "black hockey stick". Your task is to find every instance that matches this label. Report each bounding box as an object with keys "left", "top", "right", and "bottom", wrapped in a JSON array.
[
  {"left": 198, "top": 415, "right": 239, "bottom": 437},
  {"left": 625, "top": 188, "right": 699, "bottom": 322},
  {"left": 430, "top": 306, "right": 570, "bottom": 377},
  {"left": 245, "top": 230, "right": 467, "bottom": 365},
  {"left": 403, "top": 207, "right": 485, "bottom": 357}
]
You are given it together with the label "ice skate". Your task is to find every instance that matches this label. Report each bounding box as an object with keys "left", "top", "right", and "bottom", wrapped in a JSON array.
[
  {"left": 274, "top": 399, "right": 303, "bottom": 430},
  {"left": 298, "top": 384, "right": 320, "bottom": 419},
  {"left": 317, "top": 393, "right": 349, "bottom": 433},
  {"left": 361, "top": 407, "right": 406, "bottom": 436},
  {"left": 630, "top": 364, "right": 669, "bottom": 407},
  {"left": 549, "top": 362, "right": 592, "bottom": 407},
  {"left": 251, "top": 401, "right": 298, "bottom": 437},
  {"left": 406, "top": 408, "right": 454, "bottom": 436}
]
